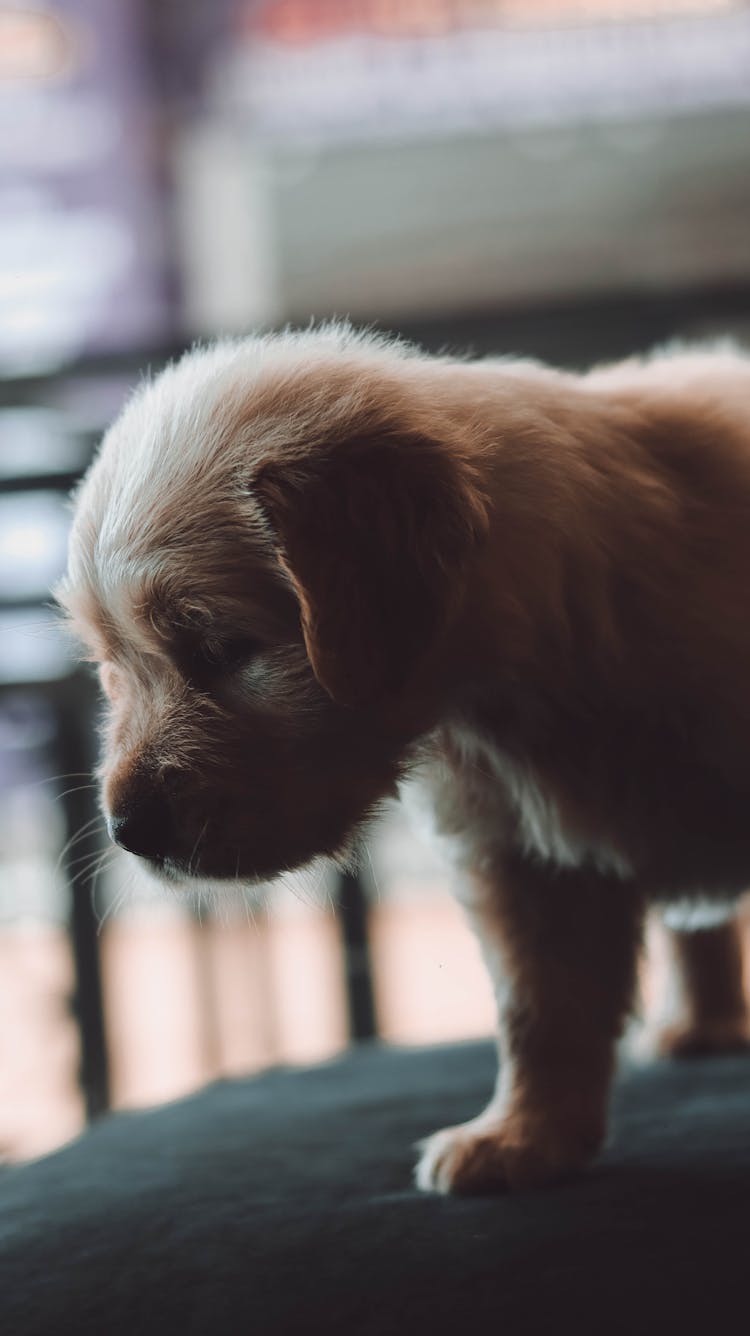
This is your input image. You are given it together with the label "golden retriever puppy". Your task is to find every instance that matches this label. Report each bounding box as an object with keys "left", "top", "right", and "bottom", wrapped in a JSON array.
[{"left": 58, "top": 325, "right": 750, "bottom": 1193}]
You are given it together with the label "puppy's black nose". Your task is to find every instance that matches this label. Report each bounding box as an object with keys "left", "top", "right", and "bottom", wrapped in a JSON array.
[{"left": 107, "top": 794, "right": 172, "bottom": 861}]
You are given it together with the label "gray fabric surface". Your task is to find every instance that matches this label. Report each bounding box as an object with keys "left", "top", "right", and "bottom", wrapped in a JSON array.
[{"left": 1, "top": 1041, "right": 748, "bottom": 1335}]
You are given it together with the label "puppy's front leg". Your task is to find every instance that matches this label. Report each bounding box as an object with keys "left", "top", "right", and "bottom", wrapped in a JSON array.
[
  {"left": 416, "top": 856, "right": 644, "bottom": 1194},
  {"left": 655, "top": 916, "right": 750, "bottom": 1057}
]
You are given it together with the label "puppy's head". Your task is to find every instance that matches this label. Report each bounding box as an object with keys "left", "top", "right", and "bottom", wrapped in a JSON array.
[{"left": 57, "top": 327, "right": 487, "bottom": 884}]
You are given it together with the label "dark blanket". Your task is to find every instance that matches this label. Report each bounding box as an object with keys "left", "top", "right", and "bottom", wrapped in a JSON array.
[{"left": 1, "top": 1041, "right": 748, "bottom": 1335}]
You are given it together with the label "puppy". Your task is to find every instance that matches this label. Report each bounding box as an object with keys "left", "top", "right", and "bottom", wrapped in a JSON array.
[{"left": 58, "top": 325, "right": 750, "bottom": 1193}]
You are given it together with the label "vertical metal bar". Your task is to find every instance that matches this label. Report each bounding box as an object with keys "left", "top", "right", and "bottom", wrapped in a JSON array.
[
  {"left": 56, "top": 676, "right": 110, "bottom": 1118},
  {"left": 335, "top": 869, "right": 377, "bottom": 1042}
]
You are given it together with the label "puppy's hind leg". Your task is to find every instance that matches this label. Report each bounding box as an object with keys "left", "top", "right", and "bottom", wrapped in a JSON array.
[
  {"left": 653, "top": 913, "right": 750, "bottom": 1058},
  {"left": 416, "top": 855, "right": 645, "bottom": 1194}
]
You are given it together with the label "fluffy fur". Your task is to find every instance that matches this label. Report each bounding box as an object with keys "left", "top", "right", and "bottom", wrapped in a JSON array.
[{"left": 59, "top": 324, "right": 750, "bottom": 1192}]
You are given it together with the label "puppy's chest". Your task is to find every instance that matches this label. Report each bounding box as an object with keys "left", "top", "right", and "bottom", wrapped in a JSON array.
[
  {"left": 420, "top": 733, "right": 632, "bottom": 881},
  {"left": 492, "top": 750, "right": 633, "bottom": 878}
]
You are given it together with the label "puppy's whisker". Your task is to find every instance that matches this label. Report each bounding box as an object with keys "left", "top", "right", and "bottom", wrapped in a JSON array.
[
  {"left": 363, "top": 841, "right": 381, "bottom": 902},
  {"left": 96, "top": 882, "right": 131, "bottom": 935},
  {"left": 208, "top": 885, "right": 222, "bottom": 922},
  {"left": 55, "top": 782, "right": 98, "bottom": 803},
  {"left": 33, "top": 772, "right": 92, "bottom": 788},
  {"left": 74, "top": 849, "right": 115, "bottom": 885},
  {"left": 82, "top": 850, "right": 116, "bottom": 891},
  {"left": 188, "top": 819, "right": 209, "bottom": 877},
  {"left": 66, "top": 845, "right": 114, "bottom": 873},
  {"left": 11, "top": 619, "right": 72, "bottom": 640},
  {"left": 55, "top": 815, "right": 105, "bottom": 877},
  {"left": 241, "top": 885, "right": 257, "bottom": 930},
  {"left": 193, "top": 891, "right": 205, "bottom": 928},
  {"left": 85, "top": 854, "right": 122, "bottom": 919},
  {"left": 311, "top": 861, "right": 335, "bottom": 913},
  {"left": 277, "top": 868, "right": 316, "bottom": 910}
]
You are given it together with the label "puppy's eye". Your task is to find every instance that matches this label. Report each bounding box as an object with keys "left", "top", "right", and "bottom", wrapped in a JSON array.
[{"left": 193, "top": 637, "right": 261, "bottom": 675}]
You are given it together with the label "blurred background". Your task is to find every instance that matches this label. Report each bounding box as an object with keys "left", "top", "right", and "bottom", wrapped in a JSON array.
[{"left": 2, "top": 0, "right": 750, "bottom": 1163}]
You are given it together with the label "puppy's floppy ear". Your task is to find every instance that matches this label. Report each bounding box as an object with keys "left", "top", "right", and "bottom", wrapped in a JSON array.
[{"left": 253, "top": 424, "right": 488, "bottom": 706}]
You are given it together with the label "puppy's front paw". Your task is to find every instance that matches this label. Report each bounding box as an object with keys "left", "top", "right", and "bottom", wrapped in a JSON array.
[
  {"left": 415, "top": 1115, "right": 599, "bottom": 1195},
  {"left": 655, "top": 1017, "right": 750, "bottom": 1058}
]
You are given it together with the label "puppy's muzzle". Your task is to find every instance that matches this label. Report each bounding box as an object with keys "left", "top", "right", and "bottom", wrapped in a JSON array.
[{"left": 107, "top": 791, "right": 173, "bottom": 862}]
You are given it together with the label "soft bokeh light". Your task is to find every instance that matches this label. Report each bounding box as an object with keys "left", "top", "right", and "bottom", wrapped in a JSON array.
[{"left": 0, "top": 493, "right": 70, "bottom": 600}]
